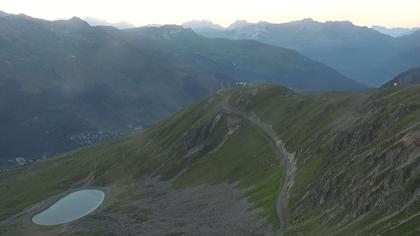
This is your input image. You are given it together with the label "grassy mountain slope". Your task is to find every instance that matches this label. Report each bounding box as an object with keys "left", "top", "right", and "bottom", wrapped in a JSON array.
[
  {"left": 0, "top": 14, "right": 363, "bottom": 168},
  {"left": 241, "top": 86, "right": 420, "bottom": 235},
  {"left": 0, "top": 88, "right": 285, "bottom": 235},
  {"left": 1, "top": 85, "right": 420, "bottom": 235},
  {"left": 382, "top": 67, "right": 420, "bottom": 88}
]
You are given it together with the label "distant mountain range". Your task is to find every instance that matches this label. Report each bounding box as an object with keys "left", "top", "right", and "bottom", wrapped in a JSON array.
[
  {"left": 382, "top": 67, "right": 420, "bottom": 88},
  {"left": 183, "top": 20, "right": 224, "bottom": 32},
  {"left": 83, "top": 17, "right": 135, "bottom": 29},
  {"left": 0, "top": 13, "right": 363, "bottom": 168},
  {"left": 371, "top": 25, "right": 419, "bottom": 37},
  {"left": 185, "top": 19, "right": 420, "bottom": 87}
]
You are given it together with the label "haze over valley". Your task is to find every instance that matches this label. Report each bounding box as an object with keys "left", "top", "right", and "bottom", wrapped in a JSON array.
[{"left": 184, "top": 19, "right": 420, "bottom": 87}]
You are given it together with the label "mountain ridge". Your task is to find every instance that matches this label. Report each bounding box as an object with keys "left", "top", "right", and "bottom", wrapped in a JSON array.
[
  {"left": 186, "top": 18, "right": 420, "bottom": 87},
  {"left": 0, "top": 14, "right": 364, "bottom": 169},
  {"left": 1, "top": 85, "right": 420, "bottom": 235},
  {"left": 382, "top": 67, "right": 420, "bottom": 88},
  {"left": 372, "top": 25, "right": 419, "bottom": 37},
  {"left": 83, "top": 17, "right": 135, "bottom": 29}
]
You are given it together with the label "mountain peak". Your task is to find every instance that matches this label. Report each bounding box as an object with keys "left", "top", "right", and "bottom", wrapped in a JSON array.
[
  {"left": 228, "top": 20, "right": 251, "bottom": 29},
  {"left": 183, "top": 20, "right": 224, "bottom": 31},
  {"left": 159, "top": 24, "right": 189, "bottom": 32},
  {"left": 301, "top": 18, "right": 315, "bottom": 22},
  {"left": 134, "top": 24, "right": 198, "bottom": 40},
  {"left": 83, "top": 17, "right": 135, "bottom": 29},
  {"left": 325, "top": 20, "right": 355, "bottom": 27},
  {"left": 57, "top": 16, "right": 90, "bottom": 29},
  {"left": 68, "top": 16, "right": 86, "bottom": 23}
]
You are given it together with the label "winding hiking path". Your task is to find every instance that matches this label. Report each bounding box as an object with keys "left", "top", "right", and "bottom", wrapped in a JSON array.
[{"left": 221, "top": 90, "right": 296, "bottom": 234}]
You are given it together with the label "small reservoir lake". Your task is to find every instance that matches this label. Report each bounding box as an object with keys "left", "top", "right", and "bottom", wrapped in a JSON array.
[{"left": 32, "top": 189, "right": 105, "bottom": 226}]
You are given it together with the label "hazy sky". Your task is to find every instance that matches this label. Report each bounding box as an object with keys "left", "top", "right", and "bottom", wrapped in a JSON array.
[{"left": 1, "top": 0, "right": 419, "bottom": 28}]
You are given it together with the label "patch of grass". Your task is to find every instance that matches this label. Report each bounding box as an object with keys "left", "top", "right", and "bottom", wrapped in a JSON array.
[
  {"left": 284, "top": 216, "right": 331, "bottom": 236},
  {"left": 289, "top": 155, "right": 326, "bottom": 211},
  {"left": 112, "top": 185, "right": 148, "bottom": 201},
  {"left": 333, "top": 210, "right": 388, "bottom": 235},
  {"left": 60, "top": 232, "right": 116, "bottom": 236},
  {"left": 174, "top": 120, "right": 284, "bottom": 227},
  {"left": 380, "top": 214, "right": 420, "bottom": 236}
]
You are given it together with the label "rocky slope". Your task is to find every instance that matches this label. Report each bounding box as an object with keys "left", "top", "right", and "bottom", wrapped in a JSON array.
[{"left": 1, "top": 85, "right": 419, "bottom": 235}]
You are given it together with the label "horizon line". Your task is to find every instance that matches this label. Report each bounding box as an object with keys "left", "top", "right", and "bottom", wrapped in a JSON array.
[{"left": 1, "top": 9, "right": 419, "bottom": 29}]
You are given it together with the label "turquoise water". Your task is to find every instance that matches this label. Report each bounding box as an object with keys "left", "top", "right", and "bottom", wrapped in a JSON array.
[{"left": 32, "top": 189, "right": 105, "bottom": 226}]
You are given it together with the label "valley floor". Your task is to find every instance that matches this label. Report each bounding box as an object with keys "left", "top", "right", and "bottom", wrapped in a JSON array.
[{"left": 1, "top": 178, "right": 272, "bottom": 236}]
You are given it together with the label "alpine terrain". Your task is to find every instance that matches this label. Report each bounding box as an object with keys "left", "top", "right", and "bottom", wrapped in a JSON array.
[
  {"left": 1, "top": 85, "right": 420, "bottom": 235},
  {"left": 0, "top": 13, "right": 364, "bottom": 169}
]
